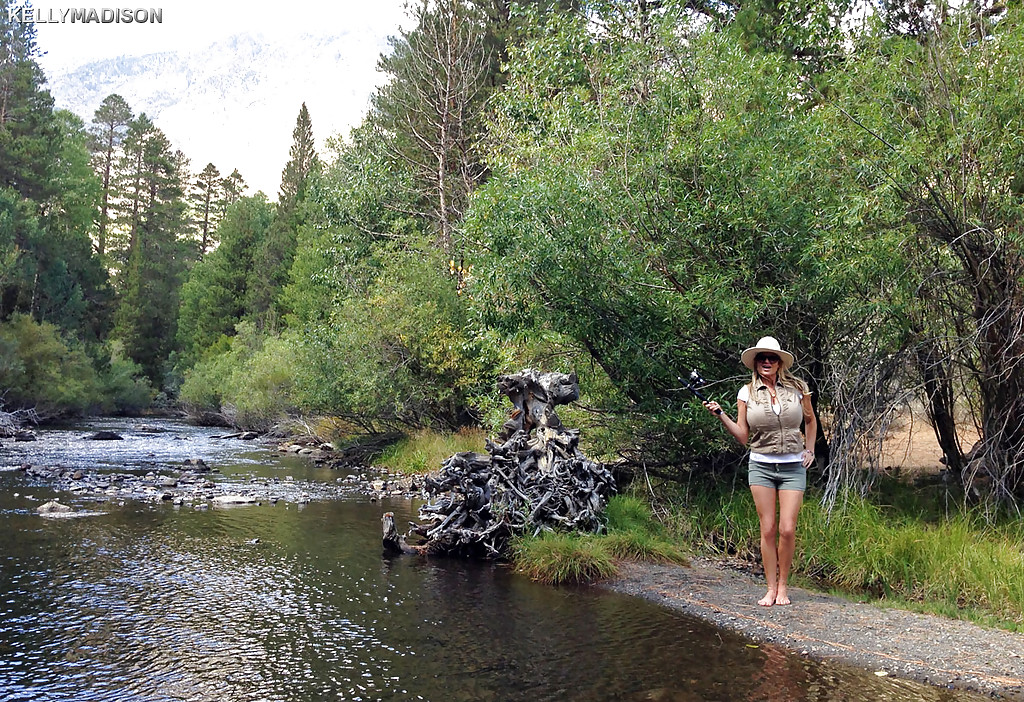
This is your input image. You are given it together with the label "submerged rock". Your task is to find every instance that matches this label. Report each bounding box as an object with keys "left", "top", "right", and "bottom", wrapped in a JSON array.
[
  {"left": 86, "top": 431, "right": 123, "bottom": 441},
  {"left": 211, "top": 494, "right": 259, "bottom": 506},
  {"left": 37, "top": 500, "right": 73, "bottom": 514}
]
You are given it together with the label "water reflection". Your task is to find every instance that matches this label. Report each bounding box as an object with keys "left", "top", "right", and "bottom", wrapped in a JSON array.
[{"left": 0, "top": 421, "right": 991, "bottom": 701}]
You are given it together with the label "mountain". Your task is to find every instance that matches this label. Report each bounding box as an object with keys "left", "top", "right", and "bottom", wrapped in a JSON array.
[{"left": 45, "top": 31, "right": 392, "bottom": 196}]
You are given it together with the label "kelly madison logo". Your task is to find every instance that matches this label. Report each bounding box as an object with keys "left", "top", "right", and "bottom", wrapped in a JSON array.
[{"left": 7, "top": 6, "right": 163, "bottom": 23}]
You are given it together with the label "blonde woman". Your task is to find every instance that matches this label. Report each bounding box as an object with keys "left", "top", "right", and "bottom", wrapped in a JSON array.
[{"left": 703, "top": 336, "right": 817, "bottom": 606}]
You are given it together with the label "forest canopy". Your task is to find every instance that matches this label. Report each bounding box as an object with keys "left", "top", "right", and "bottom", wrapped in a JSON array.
[{"left": 3, "top": 0, "right": 1024, "bottom": 513}]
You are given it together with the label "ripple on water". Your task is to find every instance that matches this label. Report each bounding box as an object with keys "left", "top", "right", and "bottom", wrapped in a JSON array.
[{"left": 0, "top": 420, "right": 995, "bottom": 702}]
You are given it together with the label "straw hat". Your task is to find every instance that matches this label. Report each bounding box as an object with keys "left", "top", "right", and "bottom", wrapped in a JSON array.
[{"left": 741, "top": 336, "right": 794, "bottom": 370}]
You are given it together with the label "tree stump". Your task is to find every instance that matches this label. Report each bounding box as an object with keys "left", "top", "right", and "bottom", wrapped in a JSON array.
[{"left": 383, "top": 369, "right": 615, "bottom": 558}]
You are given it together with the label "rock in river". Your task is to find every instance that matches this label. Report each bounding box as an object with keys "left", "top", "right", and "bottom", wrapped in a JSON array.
[
  {"left": 86, "top": 431, "right": 124, "bottom": 440},
  {"left": 211, "top": 494, "right": 259, "bottom": 506},
  {"left": 37, "top": 500, "right": 74, "bottom": 514}
]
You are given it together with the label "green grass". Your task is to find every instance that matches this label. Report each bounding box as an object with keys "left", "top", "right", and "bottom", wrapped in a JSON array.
[
  {"left": 678, "top": 483, "right": 1024, "bottom": 630},
  {"left": 512, "top": 494, "right": 689, "bottom": 584},
  {"left": 512, "top": 532, "right": 619, "bottom": 585},
  {"left": 373, "top": 427, "right": 489, "bottom": 474}
]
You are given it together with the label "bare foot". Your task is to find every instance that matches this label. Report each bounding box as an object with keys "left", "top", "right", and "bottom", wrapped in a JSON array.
[
  {"left": 757, "top": 590, "right": 776, "bottom": 607},
  {"left": 775, "top": 590, "right": 791, "bottom": 606}
]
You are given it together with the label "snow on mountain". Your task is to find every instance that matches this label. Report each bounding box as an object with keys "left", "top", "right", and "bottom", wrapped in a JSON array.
[{"left": 45, "top": 31, "right": 392, "bottom": 197}]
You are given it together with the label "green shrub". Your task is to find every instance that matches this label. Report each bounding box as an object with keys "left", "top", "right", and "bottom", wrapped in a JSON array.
[
  {"left": 0, "top": 314, "right": 101, "bottom": 415},
  {"left": 179, "top": 324, "right": 300, "bottom": 430},
  {"left": 226, "top": 334, "right": 299, "bottom": 431},
  {"left": 99, "top": 341, "right": 154, "bottom": 414},
  {"left": 179, "top": 341, "right": 235, "bottom": 414}
]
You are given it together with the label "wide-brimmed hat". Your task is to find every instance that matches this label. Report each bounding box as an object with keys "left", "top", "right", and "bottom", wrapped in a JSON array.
[{"left": 741, "top": 336, "right": 794, "bottom": 370}]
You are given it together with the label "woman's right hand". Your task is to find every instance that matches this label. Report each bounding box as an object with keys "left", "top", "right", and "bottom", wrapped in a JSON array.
[{"left": 703, "top": 400, "right": 723, "bottom": 416}]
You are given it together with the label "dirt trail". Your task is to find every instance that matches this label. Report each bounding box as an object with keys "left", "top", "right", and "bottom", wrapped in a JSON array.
[{"left": 601, "top": 558, "right": 1024, "bottom": 700}]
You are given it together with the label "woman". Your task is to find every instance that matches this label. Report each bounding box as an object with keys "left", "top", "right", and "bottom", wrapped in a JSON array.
[{"left": 703, "top": 336, "right": 817, "bottom": 607}]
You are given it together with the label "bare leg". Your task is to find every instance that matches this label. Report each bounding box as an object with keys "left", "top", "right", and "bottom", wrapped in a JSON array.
[
  {"left": 749, "top": 485, "right": 779, "bottom": 606},
  {"left": 774, "top": 489, "right": 804, "bottom": 605}
]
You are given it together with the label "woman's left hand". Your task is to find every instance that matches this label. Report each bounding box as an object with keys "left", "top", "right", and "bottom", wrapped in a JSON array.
[{"left": 802, "top": 449, "right": 815, "bottom": 467}]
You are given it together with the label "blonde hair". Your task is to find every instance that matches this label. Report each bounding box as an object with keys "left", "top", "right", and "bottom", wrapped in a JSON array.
[{"left": 748, "top": 366, "right": 810, "bottom": 395}]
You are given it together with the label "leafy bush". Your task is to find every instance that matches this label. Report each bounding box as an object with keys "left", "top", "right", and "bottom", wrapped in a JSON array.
[
  {"left": 226, "top": 334, "right": 299, "bottom": 431},
  {"left": 0, "top": 314, "right": 101, "bottom": 415},
  {"left": 179, "top": 323, "right": 299, "bottom": 430},
  {"left": 98, "top": 340, "right": 154, "bottom": 414},
  {"left": 293, "top": 239, "right": 494, "bottom": 431}
]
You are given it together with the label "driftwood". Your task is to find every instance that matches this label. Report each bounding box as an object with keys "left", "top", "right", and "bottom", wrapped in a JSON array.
[{"left": 383, "top": 369, "right": 615, "bottom": 558}]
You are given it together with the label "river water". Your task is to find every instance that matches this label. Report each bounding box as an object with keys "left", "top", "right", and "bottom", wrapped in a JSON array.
[{"left": 0, "top": 419, "right": 987, "bottom": 701}]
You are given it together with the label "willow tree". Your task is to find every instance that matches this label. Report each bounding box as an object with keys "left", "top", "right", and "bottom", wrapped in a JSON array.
[
  {"left": 465, "top": 4, "right": 869, "bottom": 469},
  {"left": 822, "top": 7, "right": 1024, "bottom": 509}
]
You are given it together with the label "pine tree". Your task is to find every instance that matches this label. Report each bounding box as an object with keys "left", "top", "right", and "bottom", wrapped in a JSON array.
[
  {"left": 191, "top": 162, "right": 222, "bottom": 256},
  {"left": 220, "top": 168, "right": 247, "bottom": 216},
  {"left": 373, "top": 0, "right": 491, "bottom": 255},
  {"left": 246, "top": 104, "right": 319, "bottom": 329},
  {"left": 110, "top": 113, "right": 191, "bottom": 384},
  {"left": 88, "top": 94, "right": 133, "bottom": 258},
  {"left": 0, "top": 4, "right": 58, "bottom": 201},
  {"left": 278, "top": 102, "right": 319, "bottom": 210}
]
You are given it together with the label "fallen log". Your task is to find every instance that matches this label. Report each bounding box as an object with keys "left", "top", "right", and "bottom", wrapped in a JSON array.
[{"left": 383, "top": 369, "right": 615, "bottom": 558}]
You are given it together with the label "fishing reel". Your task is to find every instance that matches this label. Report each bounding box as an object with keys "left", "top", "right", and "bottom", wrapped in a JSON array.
[{"left": 678, "top": 370, "right": 721, "bottom": 415}]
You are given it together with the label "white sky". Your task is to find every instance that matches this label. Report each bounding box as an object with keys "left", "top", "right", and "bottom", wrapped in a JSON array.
[
  {"left": 28, "top": 0, "right": 410, "bottom": 195},
  {"left": 33, "top": 1, "right": 409, "bottom": 72}
]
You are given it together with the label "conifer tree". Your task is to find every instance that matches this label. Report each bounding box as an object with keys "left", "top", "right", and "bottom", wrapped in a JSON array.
[
  {"left": 247, "top": 104, "right": 319, "bottom": 329},
  {"left": 191, "top": 162, "right": 222, "bottom": 256},
  {"left": 0, "top": 4, "right": 58, "bottom": 201},
  {"left": 278, "top": 102, "right": 319, "bottom": 211},
  {"left": 110, "top": 113, "right": 190, "bottom": 384},
  {"left": 88, "top": 94, "right": 133, "bottom": 258},
  {"left": 373, "top": 0, "right": 490, "bottom": 255},
  {"left": 221, "top": 168, "right": 247, "bottom": 216}
]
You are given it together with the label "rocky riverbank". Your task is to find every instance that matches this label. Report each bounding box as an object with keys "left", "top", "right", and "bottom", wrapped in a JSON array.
[
  {"left": 13, "top": 430, "right": 425, "bottom": 509},
  {"left": 601, "top": 558, "right": 1024, "bottom": 700}
]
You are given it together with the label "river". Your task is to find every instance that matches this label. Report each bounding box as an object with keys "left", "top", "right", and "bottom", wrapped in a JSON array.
[{"left": 0, "top": 418, "right": 988, "bottom": 701}]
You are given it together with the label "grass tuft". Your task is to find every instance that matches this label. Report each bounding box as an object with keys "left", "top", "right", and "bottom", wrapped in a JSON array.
[
  {"left": 512, "top": 532, "right": 618, "bottom": 585},
  {"left": 604, "top": 531, "right": 689, "bottom": 564},
  {"left": 604, "top": 494, "right": 689, "bottom": 564}
]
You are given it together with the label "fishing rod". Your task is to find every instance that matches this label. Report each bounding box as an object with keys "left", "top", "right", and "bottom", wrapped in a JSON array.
[{"left": 678, "top": 369, "right": 721, "bottom": 415}]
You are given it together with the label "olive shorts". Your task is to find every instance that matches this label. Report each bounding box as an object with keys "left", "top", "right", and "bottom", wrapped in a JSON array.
[{"left": 748, "top": 459, "right": 806, "bottom": 491}]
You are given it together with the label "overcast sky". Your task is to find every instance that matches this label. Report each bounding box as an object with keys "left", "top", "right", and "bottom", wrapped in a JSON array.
[
  {"left": 33, "top": 1, "right": 409, "bottom": 73},
  {"left": 27, "top": 0, "right": 410, "bottom": 194}
]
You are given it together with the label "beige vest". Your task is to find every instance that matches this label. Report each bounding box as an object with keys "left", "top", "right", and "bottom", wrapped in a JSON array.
[{"left": 746, "top": 380, "right": 805, "bottom": 455}]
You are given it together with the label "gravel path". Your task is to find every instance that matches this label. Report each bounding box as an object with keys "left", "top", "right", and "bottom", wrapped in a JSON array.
[{"left": 600, "top": 558, "right": 1024, "bottom": 700}]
